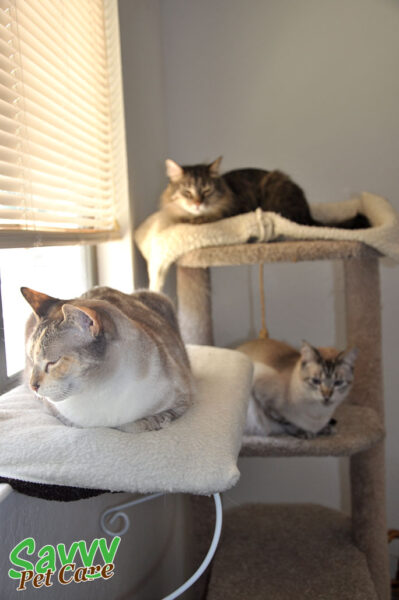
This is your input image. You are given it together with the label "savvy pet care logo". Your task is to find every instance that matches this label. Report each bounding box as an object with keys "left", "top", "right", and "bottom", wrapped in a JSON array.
[{"left": 8, "top": 536, "right": 121, "bottom": 591}]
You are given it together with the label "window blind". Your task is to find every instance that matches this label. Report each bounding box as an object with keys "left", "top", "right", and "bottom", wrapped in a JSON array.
[{"left": 0, "top": 0, "right": 127, "bottom": 247}]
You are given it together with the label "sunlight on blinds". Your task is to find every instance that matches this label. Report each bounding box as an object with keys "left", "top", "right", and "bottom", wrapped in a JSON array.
[{"left": 0, "top": 0, "right": 126, "bottom": 246}]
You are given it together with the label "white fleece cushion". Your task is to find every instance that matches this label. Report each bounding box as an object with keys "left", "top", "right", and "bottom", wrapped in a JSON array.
[
  {"left": 136, "top": 192, "right": 399, "bottom": 290},
  {"left": 0, "top": 346, "right": 252, "bottom": 495}
]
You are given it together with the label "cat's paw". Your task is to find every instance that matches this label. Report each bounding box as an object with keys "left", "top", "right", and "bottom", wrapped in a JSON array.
[
  {"left": 117, "top": 419, "right": 150, "bottom": 434},
  {"left": 284, "top": 424, "right": 316, "bottom": 439},
  {"left": 117, "top": 409, "right": 178, "bottom": 434}
]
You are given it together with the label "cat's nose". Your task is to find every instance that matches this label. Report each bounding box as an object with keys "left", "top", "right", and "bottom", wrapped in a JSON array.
[{"left": 30, "top": 381, "right": 40, "bottom": 392}]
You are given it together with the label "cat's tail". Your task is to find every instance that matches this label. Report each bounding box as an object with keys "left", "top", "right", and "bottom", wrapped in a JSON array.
[
  {"left": 309, "top": 213, "right": 370, "bottom": 229},
  {"left": 258, "top": 263, "right": 269, "bottom": 339}
]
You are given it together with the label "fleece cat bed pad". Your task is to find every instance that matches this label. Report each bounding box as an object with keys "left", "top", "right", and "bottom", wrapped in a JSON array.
[
  {"left": 0, "top": 346, "right": 252, "bottom": 500},
  {"left": 135, "top": 192, "right": 399, "bottom": 290}
]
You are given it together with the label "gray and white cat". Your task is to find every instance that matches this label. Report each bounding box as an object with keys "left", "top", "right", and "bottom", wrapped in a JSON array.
[
  {"left": 22, "top": 286, "right": 193, "bottom": 433},
  {"left": 237, "top": 338, "right": 357, "bottom": 438}
]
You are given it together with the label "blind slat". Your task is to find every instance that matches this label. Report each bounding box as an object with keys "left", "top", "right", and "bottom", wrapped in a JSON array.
[
  {"left": 0, "top": 98, "right": 19, "bottom": 118},
  {"left": 18, "top": 50, "right": 109, "bottom": 111},
  {"left": 0, "top": 209, "right": 114, "bottom": 228},
  {"left": 0, "top": 139, "right": 112, "bottom": 180},
  {"left": 0, "top": 127, "right": 111, "bottom": 174},
  {"left": 24, "top": 0, "right": 108, "bottom": 73},
  {"left": 17, "top": 29, "right": 109, "bottom": 95},
  {"left": 0, "top": 173, "right": 112, "bottom": 198},
  {"left": 19, "top": 73, "right": 110, "bottom": 137},
  {"left": 0, "top": 147, "right": 113, "bottom": 190},
  {"left": 0, "top": 191, "right": 114, "bottom": 214}
]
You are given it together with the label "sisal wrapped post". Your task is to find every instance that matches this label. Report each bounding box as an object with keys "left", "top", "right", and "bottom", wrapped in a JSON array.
[
  {"left": 177, "top": 266, "right": 214, "bottom": 345},
  {"left": 344, "top": 250, "right": 390, "bottom": 600}
]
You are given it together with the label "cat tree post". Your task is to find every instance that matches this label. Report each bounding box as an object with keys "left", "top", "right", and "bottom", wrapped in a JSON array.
[
  {"left": 176, "top": 265, "right": 215, "bottom": 597},
  {"left": 344, "top": 252, "right": 390, "bottom": 600},
  {"left": 177, "top": 266, "right": 214, "bottom": 345}
]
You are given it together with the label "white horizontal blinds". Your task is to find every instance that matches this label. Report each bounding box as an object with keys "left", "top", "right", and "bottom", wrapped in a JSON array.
[{"left": 0, "top": 0, "right": 122, "bottom": 245}]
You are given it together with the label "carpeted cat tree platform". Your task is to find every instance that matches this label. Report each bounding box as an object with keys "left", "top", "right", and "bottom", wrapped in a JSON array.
[
  {"left": 206, "top": 504, "right": 378, "bottom": 600},
  {"left": 135, "top": 194, "right": 399, "bottom": 600}
]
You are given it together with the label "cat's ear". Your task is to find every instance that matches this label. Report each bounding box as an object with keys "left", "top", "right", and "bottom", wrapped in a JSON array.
[
  {"left": 21, "top": 287, "right": 59, "bottom": 318},
  {"left": 209, "top": 156, "right": 222, "bottom": 176},
  {"left": 61, "top": 304, "right": 101, "bottom": 337},
  {"left": 165, "top": 159, "right": 183, "bottom": 182},
  {"left": 300, "top": 340, "right": 321, "bottom": 364},
  {"left": 338, "top": 347, "right": 358, "bottom": 369}
]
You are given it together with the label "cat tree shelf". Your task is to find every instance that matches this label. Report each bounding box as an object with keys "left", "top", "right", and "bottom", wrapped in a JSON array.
[
  {"left": 206, "top": 504, "right": 378, "bottom": 600},
  {"left": 241, "top": 404, "right": 384, "bottom": 458},
  {"left": 177, "top": 239, "right": 379, "bottom": 268}
]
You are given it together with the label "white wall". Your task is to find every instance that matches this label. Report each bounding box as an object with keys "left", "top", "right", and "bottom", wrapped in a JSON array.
[
  {"left": 159, "top": 0, "right": 399, "bottom": 528},
  {"left": 118, "top": 0, "right": 169, "bottom": 290}
]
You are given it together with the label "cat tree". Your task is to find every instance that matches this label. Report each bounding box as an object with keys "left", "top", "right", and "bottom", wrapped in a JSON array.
[{"left": 176, "top": 240, "right": 389, "bottom": 600}]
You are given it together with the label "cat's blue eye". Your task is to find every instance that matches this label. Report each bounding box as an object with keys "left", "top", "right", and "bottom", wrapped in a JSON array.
[{"left": 311, "top": 377, "right": 321, "bottom": 385}]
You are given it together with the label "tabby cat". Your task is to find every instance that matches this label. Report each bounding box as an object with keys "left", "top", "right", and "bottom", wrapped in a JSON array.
[
  {"left": 22, "top": 286, "right": 192, "bottom": 433},
  {"left": 237, "top": 338, "right": 357, "bottom": 438},
  {"left": 161, "top": 157, "right": 369, "bottom": 228}
]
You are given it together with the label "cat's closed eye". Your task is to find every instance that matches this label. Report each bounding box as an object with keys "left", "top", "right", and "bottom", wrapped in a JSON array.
[
  {"left": 311, "top": 377, "right": 321, "bottom": 385},
  {"left": 183, "top": 189, "right": 193, "bottom": 199},
  {"left": 45, "top": 359, "right": 60, "bottom": 373}
]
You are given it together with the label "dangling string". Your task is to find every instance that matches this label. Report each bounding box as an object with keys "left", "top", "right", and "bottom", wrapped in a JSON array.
[{"left": 258, "top": 263, "right": 269, "bottom": 339}]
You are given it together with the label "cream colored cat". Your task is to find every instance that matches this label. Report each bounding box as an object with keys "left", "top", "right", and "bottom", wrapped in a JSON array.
[
  {"left": 237, "top": 338, "right": 357, "bottom": 438},
  {"left": 22, "top": 286, "right": 193, "bottom": 433}
]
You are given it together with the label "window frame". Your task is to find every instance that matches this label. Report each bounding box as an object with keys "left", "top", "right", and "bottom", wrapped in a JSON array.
[{"left": 0, "top": 276, "right": 21, "bottom": 393}]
